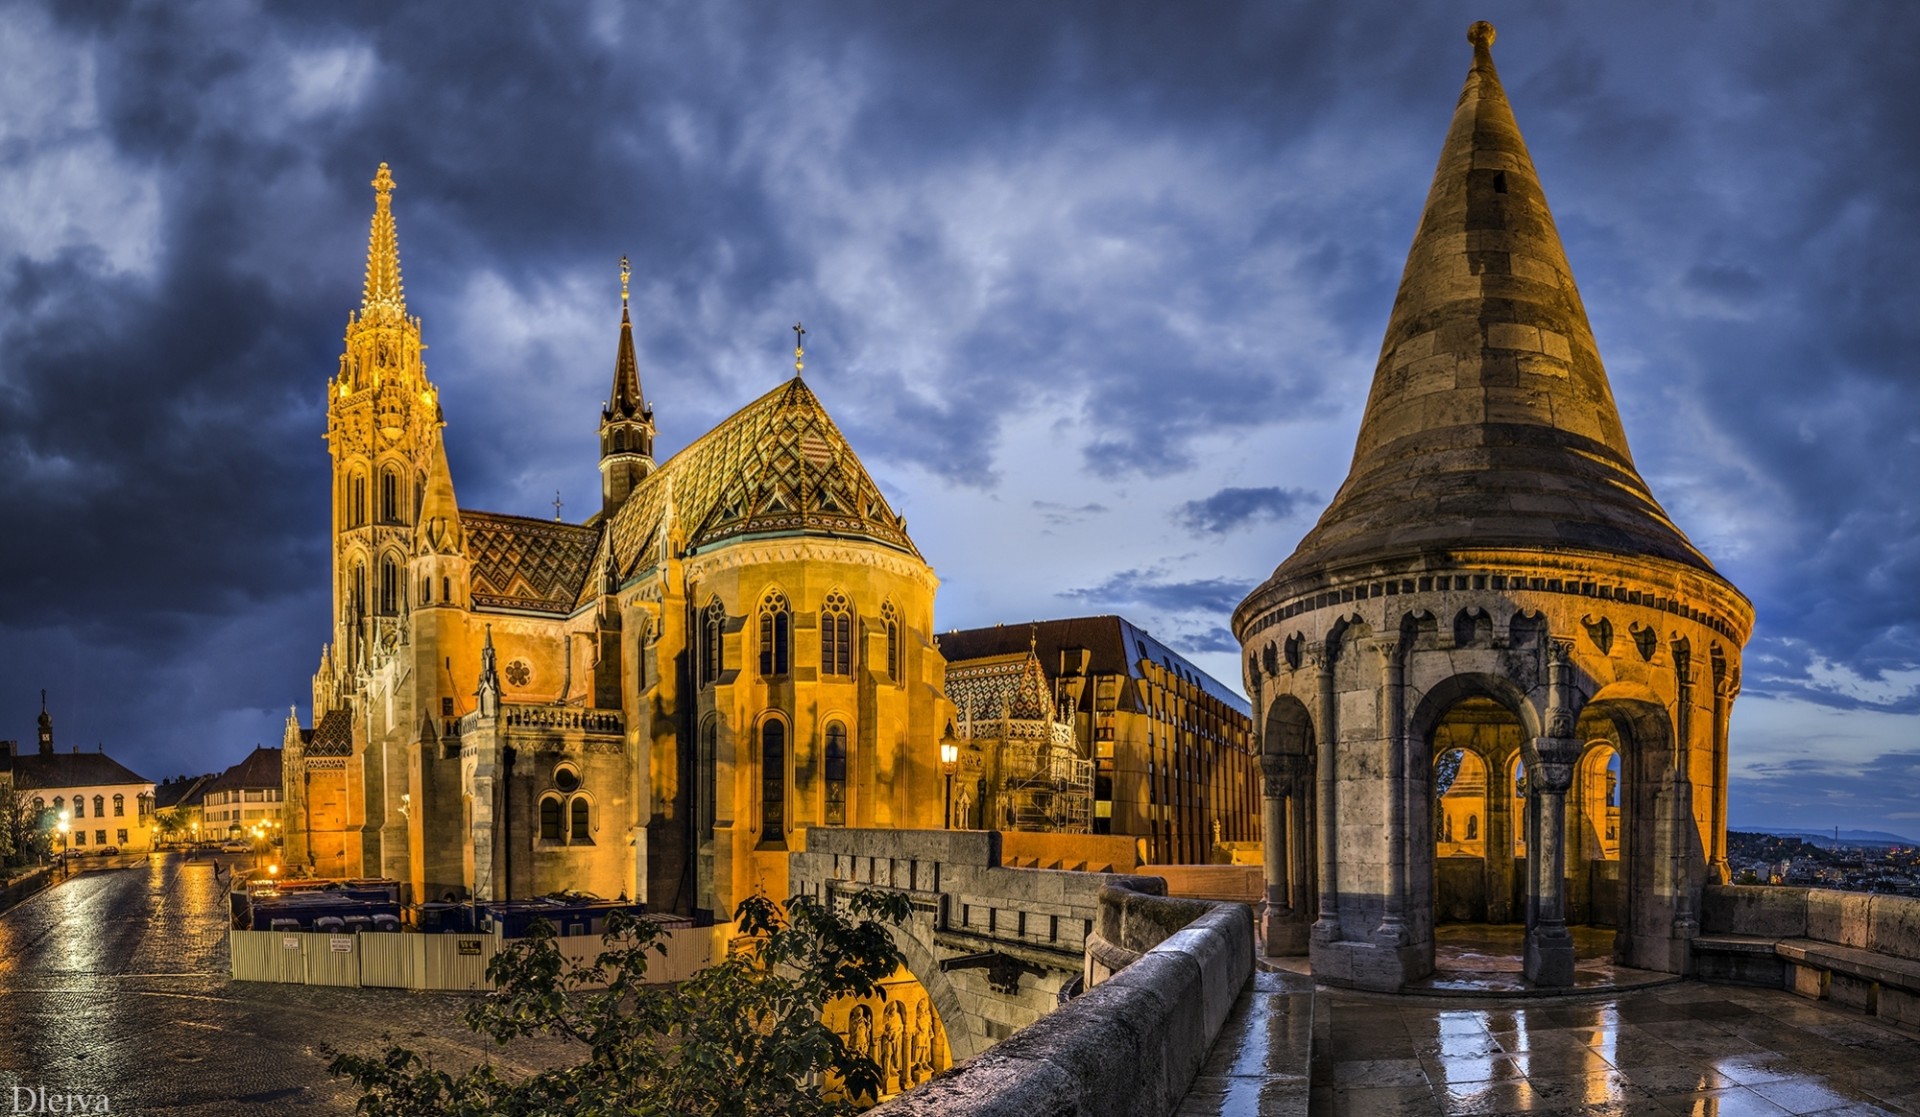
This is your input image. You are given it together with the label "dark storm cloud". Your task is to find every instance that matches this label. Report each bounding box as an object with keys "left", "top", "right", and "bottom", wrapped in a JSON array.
[
  {"left": 1175, "top": 487, "right": 1318, "bottom": 536},
  {"left": 3, "top": 0, "right": 1919, "bottom": 802},
  {"left": 1060, "top": 569, "right": 1253, "bottom": 619}
]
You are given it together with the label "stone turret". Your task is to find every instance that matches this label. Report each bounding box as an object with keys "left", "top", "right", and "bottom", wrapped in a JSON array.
[{"left": 1235, "top": 24, "right": 1751, "bottom": 993}]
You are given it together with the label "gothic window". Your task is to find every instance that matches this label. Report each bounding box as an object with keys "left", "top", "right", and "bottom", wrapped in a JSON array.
[
  {"left": 824, "top": 721, "right": 847, "bottom": 826},
  {"left": 539, "top": 796, "right": 562, "bottom": 841},
  {"left": 881, "top": 600, "right": 900, "bottom": 682},
  {"left": 349, "top": 473, "right": 368, "bottom": 527},
  {"left": 761, "top": 718, "right": 786, "bottom": 842},
  {"left": 94, "top": 795, "right": 105, "bottom": 817},
  {"left": 821, "top": 591, "right": 852, "bottom": 676},
  {"left": 697, "top": 716, "right": 717, "bottom": 843},
  {"left": 442, "top": 576, "right": 451, "bottom": 604},
  {"left": 758, "top": 590, "right": 791, "bottom": 677},
  {"left": 421, "top": 577, "right": 432, "bottom": 605},
  {"left": 570, "top": 797, "right": 591, "bottom": 843},
  {"left": 380, "top": 467, "right": 400, "bottom": 523},
  {"left": 380, "top": 555, "right": 400, "bottom": 614},
  {"left": 700, "top": 598, "right": 725, "bottom": 687},
  {"left": 350, "top": 560, "right": 367, "bottom": 617}
]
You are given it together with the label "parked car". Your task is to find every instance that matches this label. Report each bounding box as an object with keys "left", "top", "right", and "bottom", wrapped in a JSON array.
[
  {"left": 94, "top": 846, "right": 120, "bottom": 857},
  {"left": 220, "top": 840, "right": 251, "bottom": 853}
]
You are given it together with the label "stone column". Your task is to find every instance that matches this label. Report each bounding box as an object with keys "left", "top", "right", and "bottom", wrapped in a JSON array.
[
  {"left": 1289, "top": 769, "right": 1312, "bottom": 917},
  {"left": 1262, "top": 750, "right": 1310, "bottom": 955},
  {"left": 1669, "top": 642, "right": 1699, "bottom": 948},
  {"left": 1374, "top": 638, "right": 1410, "bottom": 946},
  {"left": 1523, "top": 642, "right": 1580, "bottom": 987},
  {"left": 1310, "top": 645, "right": 1340, "bottom": 944}
]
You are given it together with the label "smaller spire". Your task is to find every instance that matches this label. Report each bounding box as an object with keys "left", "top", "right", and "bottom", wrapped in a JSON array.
[
  {"left": 792, "top": 321, "right": 807, "bottom": 377},
  {"left": 606, "top": 256, "right": 646, "bottom": 419},
  {"left": 416, "top": 430, "right": 464, "bottom": 557}
]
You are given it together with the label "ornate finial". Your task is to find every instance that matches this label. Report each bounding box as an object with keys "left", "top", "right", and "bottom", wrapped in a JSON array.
[
  {"left": 1468, "top": 21, "right": 1495, "bottom": 49},
  {"left": 792, "top": 321, "right": 806, "bottom": 376},
  {"left": 363, "top": 162, "right": 405, "bottom": 310},
  {"left": 553, "top": 489, "right": 565, "bottom": 521},
  {"left": 619, "top": 255, "right": 631, "bottom": 309},
  {"left": 1029, "top": 624, "right": 1038, "bottom": 657}
]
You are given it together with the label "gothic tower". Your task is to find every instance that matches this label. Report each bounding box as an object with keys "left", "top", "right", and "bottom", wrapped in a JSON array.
[
  {"left": 599, "top": 256, "right": 655, "bottom": 518},
  {"left": 327, "top": 163, "right": 443, "bottom": 676},
  {"left": 1234, "top": 24, "right": 1750, "bottom": 991}
]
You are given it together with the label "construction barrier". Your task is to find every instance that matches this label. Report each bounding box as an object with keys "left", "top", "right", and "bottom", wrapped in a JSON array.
[{"left": 231, "top": 924, "right": 724, "bottom": 991}]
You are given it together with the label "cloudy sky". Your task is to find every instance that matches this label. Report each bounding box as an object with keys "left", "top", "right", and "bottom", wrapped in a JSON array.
[{"left": 2, "top": 2, "right": 1916, "bottom": 836}]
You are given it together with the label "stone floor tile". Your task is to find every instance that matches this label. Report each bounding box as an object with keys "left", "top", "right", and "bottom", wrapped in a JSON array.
[
  {"left": 1416, "top": 1052, "right": 1525, "bottom": 1086},
  {"left": 1511, "top": 1046, "right": 1617, "bottom": 1080},
  {"left": 1177, "top": 1073, "right": 1311, "bottom": 1116},
  {"left": 1616, "top": 1061, "right": 1734, "bottom": 1097},
  {"left": 1411, "top": 1033, "right": 1505, "bottom": 1060},
  {"left": 1797, "top": 1104, "right": 1906, "bottom": 1117},
  {"left": 1748, "top": 1078, "right": 1885, "bottom": 1115},
  {"left": 1657, "top": 1086, "right": 1796, "bottom": 1117},
  {"left": 1330, "top": 1058, "right": 1431, "bottom": 1088},
  {"left": 1710, "top": 1054, "right": 1817, "bottom": 1087},
  {"left": 1327, "top": 1083, "right": 1444, "bottom": 1117}
]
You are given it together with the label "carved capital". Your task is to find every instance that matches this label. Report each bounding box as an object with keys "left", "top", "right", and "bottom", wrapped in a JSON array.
[
  {"left": 1523, "top": 736, "right": 1581, "bottom": 793},
  {"left": 1261, "top": 750, "right": 1310, "bottom": 794}
]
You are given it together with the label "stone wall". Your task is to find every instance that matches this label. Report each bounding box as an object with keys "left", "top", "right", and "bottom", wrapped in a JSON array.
[{"left": 870, "top": 876, "right": 1253, "bottom": 1117}]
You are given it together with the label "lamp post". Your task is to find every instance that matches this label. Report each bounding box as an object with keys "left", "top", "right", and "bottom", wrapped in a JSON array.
[
  {"left": 940, "top": 743, "right": 959, "bottom": 829},
  {"left": 56, "top": 810, "right": 70, "bottom": 876}
]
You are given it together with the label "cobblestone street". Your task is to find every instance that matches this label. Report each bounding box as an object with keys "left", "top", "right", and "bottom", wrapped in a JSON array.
[{"left": 0, "top": 854, "right": 564, "bottom": 1115}]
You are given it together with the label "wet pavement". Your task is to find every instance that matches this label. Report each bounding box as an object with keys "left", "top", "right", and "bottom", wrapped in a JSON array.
[
  {"left": 0, "top": 853, "right": 563, "bottom": 1115},
  {"left": 1314, "top": 981, "right": 1920, "bottom": 1115}
]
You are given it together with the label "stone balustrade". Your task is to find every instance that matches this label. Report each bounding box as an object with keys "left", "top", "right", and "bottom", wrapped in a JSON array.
[{"left": 1696, "top": 885, "right": 1920, "bottom": 1030}]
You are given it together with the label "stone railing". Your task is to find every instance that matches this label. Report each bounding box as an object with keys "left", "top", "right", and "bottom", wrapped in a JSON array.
[
  {"left": 1696, "top": 885, "right": 1920, "bottom": 1030},
  {"left": 501, "top": 704, "right": 623, "bottom": 734},
  {"left": 872, "top": 876, "right": 1253, "bottom": 1117}
]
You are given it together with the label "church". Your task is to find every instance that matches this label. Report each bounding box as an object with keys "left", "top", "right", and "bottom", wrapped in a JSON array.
[{"left": 283, "top": 165, "right": 948, "bottom": 918}]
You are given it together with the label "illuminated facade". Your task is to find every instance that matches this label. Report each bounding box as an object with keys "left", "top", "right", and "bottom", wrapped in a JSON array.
[
  {"left": 1, "top": 698, "right": 155, "bottom": 853},
  {"left": 939, "top": 617, "right": 1259, "bottom": 865},
  {"left": 284, "top": 166, "right": 949, "bottom": 915}
]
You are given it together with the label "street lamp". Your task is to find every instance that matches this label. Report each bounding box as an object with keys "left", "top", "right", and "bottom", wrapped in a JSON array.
[
  {"left": 940, "top": 743, "right": 959, "bottom": 829},
  {"left": 56, "top": 810, "right": 70, "bottom": 875}
]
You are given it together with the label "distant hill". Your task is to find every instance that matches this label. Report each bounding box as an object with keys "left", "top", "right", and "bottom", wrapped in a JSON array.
[{"left": 1732, "top": 827, "right": 1920, "bottom": 850}]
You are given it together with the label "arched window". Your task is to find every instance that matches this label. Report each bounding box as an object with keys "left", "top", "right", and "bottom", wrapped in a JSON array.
[
  {"left": 73, "top": 796, "right": 84, "bottom": 819},
  {"left": 349, "top": 560, "right": 367, "bottom": 617},
  {"left": 881, "top": 600, "right": 900, "bottom": 682},
  {"left": 113, "top": 794, "right": 125, "bottom": 817},
  {"left": 349, "top": 473, "right": 368, "bottom": 526},
  {"left": 758, "top": 590, "right": 791, "bottom": 677},
  {"left": 570, "top": 797, "right": 591, "bottom": 843},
  {"left": 32, "top": 797, "right": 44, "bottom": 812},
  {"left": 821, "top": 591, "right": 852, "bottom": 676},
  {"left": 52, "top": 797, "right": 64, "bottom": 812},
  {"left": 421, "top": 576, "right": 432, "bottom": 605},
  {"left": 701, "top": 598, "right": 725, "bottom": 686},
  {"left": 761, "top": 719, "right": 786, "bottom": 842},
  {"left": 380, "top": 555, "right": 400, "bottom": 614},
  {"left": 824, "top": 721, "right": 848, "bottom": 826},
  {"left": 93, "top": 795, "right": 105, "bottom": 818},
  {"left": 539, "top": 796, "right": 562, "bottom": 841},
  {"left": 697, "top": 716, "right": 717, "bottom": 843},
  {"left": 380, "top": 467, "right": 400, "bottom": 522}
]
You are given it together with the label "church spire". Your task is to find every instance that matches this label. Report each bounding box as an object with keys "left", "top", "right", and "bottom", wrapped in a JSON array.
[
  {"left": 1261, "top": 21, "right": 1714, "bottom": 588},
  {"left": 599, "top": 256, "right": 656, "bottom": 518},
  {"left": 607, "top": 256, "right": 646, "bottom": 419},
  {"left": 363, "top": 163, "right": 405, "bottom": 313}
]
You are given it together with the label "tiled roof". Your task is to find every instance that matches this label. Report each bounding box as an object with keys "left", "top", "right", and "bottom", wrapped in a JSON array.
[
  {"left": 939, "top": 615, "right": 1251, "bottom": 717},
  {"left": 606, "top": 377, "right": 917, "bottom": 579},
  {"left": 464, "top": 511, "right": 602, "bottom": 614},
  {"left": 8, "top": 749, "right": 152, "bottom": 791},
  {"left": 154, "top": 774, "right": 215, "bottom": 810},
  {"left": 307, "top": 708, "right": 354, "bottom": 757},
  {"left": 204, "top": 746, "right": 283, "bottom": 795}
]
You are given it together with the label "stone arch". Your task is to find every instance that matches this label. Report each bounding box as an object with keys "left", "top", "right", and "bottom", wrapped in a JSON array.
[
  {"left": 1453, "top": 607, "right": 1493, "bottom": 648},
  {"left": 885, "top": 922, "right": 985, "bottom": 1063},
  {"left": 1408, "top": 671, "right": 1543, "bottom": 746},
  {"left": 1575, "top": 692, "right": 1679, "bottom": 970},
  {"left": 1261, "top": 693, "right": 1314, "bottom": 757},
  {"left": 1411, "top": 674, "right": 1541, "bottom": 933}
]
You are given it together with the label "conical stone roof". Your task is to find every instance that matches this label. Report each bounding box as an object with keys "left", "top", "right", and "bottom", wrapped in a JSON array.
[{"left": 1264, "top": 22, "right": 1714, "bottom": 592}]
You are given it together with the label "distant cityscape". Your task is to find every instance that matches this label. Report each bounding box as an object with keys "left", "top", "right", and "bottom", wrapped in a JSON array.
[{"left": 1728, "top": 829, "right": 1920, "bottom": 895}]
